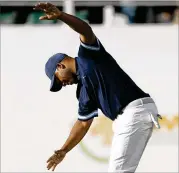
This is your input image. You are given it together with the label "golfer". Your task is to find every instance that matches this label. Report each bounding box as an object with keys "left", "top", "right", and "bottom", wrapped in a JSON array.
[{"left": 34, "top": 3, "right": 161, "bottom": 172}]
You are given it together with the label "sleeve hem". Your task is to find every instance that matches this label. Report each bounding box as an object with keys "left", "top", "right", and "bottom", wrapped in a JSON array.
[
  {"left": 78, "top": 110, "right": 98, "bottom": 121},
  {"left": 80, "top": 38, "right": 100, "bottom": 51},
  {"left": 78, "top": 114, "right": 98, "bottom": 121}
]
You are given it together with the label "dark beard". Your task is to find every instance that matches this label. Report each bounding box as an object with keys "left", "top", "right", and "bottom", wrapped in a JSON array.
[{"left": 73, "top": 74, "right": 78, "bottom": 84}]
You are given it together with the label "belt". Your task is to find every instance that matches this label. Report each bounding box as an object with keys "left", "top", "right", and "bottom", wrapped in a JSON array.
[
  {"left": 125, "top": 97, "right": 154, "bottom": 108},
  {"left": 119, "top": 97, "right": 154, "bottom": 115},
  {"left": 118, "top": 97, "right": 162, "bottom": 129}
]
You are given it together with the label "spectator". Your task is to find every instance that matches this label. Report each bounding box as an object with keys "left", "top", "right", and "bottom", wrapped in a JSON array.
[
  {"left": 120, "top": 1, "right": 137, "bottom": 23},
  {"left": 172, "top": 8, "right": 179, "bottom": 24},
  {"left": 156, "top": 12, "right": 172, "bottom": 23},
  {"left": 153, "top": 6, "right": 176, "bottom": 23}
]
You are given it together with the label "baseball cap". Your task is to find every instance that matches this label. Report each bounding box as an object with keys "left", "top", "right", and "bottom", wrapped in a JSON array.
[{"left": 45, "top": 53, "right": 67, "bottom": 92}]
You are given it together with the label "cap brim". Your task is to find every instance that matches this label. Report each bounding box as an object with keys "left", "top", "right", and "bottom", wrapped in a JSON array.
[{"left": 50, "top": 75, "right": 62, "bottom": 92}]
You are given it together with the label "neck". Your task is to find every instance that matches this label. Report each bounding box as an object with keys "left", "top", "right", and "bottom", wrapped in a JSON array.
[{"left": 69, "top": 58, "right": 76, "bottom": 74}]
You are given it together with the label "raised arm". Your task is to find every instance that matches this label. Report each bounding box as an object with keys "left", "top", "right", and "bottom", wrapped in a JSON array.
[{"left": 34, "top": 2, "right": 96, "bottom": 44}]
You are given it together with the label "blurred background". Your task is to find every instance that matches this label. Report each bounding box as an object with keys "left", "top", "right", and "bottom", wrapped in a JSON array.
[
  {"left": 1, "top": 0, "right": 178, "bottom": 172},
  {"left": 0, "top": 0, "right": 179, "bottom": 24}
]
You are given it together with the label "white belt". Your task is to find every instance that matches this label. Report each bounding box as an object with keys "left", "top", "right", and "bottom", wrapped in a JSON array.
[
  {"left": 121, "top": 97, "right": 162, "bottom": 129},
  {"left": 125, "top": 97, "right": 154, "bottom": 108}
]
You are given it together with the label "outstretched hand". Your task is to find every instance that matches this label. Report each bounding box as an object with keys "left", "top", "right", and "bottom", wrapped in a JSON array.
[
  {"left": 46, "top": 149, "right": 66, "bottom": 171},
  {"left": 33, "top": 2, "right": 62, "bottom": 20}
]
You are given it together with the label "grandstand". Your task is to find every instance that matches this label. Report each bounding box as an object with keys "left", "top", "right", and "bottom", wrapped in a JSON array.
[{"left": 0, "top": 0, "right": 178, "bottom": 24}]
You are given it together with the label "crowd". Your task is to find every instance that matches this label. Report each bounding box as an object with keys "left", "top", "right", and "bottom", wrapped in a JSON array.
[
  {"left": 0, "top": 5, "right": 178, "bottom": 24},
  {"left": 120, "top": 6, "right": 179, "bottom": 24}
]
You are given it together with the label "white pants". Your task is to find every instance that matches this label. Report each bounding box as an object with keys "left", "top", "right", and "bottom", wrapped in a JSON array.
[{"left": 108, "top": 97, "right": 160, "bottom": 173}]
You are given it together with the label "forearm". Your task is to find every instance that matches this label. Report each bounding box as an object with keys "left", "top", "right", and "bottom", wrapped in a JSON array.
[
  {"left": 58, "top": 12, "right": 92, "bottom": 37},
  {"left": 60, "top": 119, "right": 93, "bottom": 153},
  {"left": 34, "top": 3, "right": 95, "bottom": 43}
]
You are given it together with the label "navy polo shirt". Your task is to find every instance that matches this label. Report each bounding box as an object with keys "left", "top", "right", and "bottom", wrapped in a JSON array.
[{"left": 76, "top": 37, "right": 150, "bottom": 121}]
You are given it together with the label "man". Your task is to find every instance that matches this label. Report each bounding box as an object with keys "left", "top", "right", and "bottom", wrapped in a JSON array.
[{"left": 34, "top": 3, "right": 161, "bottom": 172}]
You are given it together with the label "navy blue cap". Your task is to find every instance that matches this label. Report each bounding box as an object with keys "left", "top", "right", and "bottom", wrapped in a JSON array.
[{"left": 45, "top": 53, "right": 67, "bottom": 92}]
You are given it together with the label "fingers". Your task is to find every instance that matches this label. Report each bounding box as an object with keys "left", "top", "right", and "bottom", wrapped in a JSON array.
[
  {"left": 47, "top": 161, "right": 57, "bottom": 171},
  {"left": 47, "top": 154, "right": 55, "bottom": 163},
  {"left": 47, "top": 156, "right": 59, "bottom": 171},
  {"left": 47, "top": 152, "right": 59, "bottom": 163},
  {"left": 33, "top": 3, "right": 45, "bottom": 11},
  {"left": 33, "top": 2, "right": 53, "bottom": 11},
  {"left": 39, "top": 15, "right": 48, "bottom": 20},
  {"left": 47, "top": 160, "right": 55, "bottom": 170},
  {"left": 52, "top": 164, "right": 57, "bottom": 171},
  {"left": 47, "top": 150, "right": 64, "bottom": 171}
]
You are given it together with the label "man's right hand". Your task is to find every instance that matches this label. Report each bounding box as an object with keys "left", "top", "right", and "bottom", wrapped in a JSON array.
[
  {"left": 46, "top": 149, "right": 66, "bottom": 171},
  {"left": 33, "top": 2, "right": 62, "bottom": 20}
]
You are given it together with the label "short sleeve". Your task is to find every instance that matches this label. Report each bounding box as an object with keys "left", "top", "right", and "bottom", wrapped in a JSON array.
[
  {"left": 78, "top": 86, "right": 98, "bottom": 121},
  {"left": 78, "top": 37, "right": 106, "bottom": 58}
]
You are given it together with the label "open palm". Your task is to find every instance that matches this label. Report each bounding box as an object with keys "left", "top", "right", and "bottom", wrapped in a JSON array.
[{"left": 46, "top": 150, "right": 66, "bottom": 171}]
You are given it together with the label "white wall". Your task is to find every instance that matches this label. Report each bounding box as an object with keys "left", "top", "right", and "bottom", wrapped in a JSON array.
[{"left": 1, "top": 25, "right": 178, "bottom": 172}]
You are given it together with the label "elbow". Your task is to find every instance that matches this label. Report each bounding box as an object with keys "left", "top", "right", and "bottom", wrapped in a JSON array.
[
  {"left": 83, "top": 20, "right": 91, "bottom": 30},
  {"left": 87, "top": 25, "right": 93, "bottom": 35},
  {"left": 78, "top": 118, "right": 93, "bottom": 128},
  {"left": 82, "top": 24, "right": 93, "bottom": 36}
]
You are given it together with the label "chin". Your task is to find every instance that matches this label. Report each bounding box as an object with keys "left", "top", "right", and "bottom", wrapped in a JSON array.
[
  {"left": 71, "top": 78, "right": 77, "bottom": 84},
  {"left": 73, "top": 80, "right": 78, "bottom": 84}
]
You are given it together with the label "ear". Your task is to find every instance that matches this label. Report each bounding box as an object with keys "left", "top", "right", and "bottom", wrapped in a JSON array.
[{"left": 57, "top": 63, "right": 66, "bottom": 70}]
